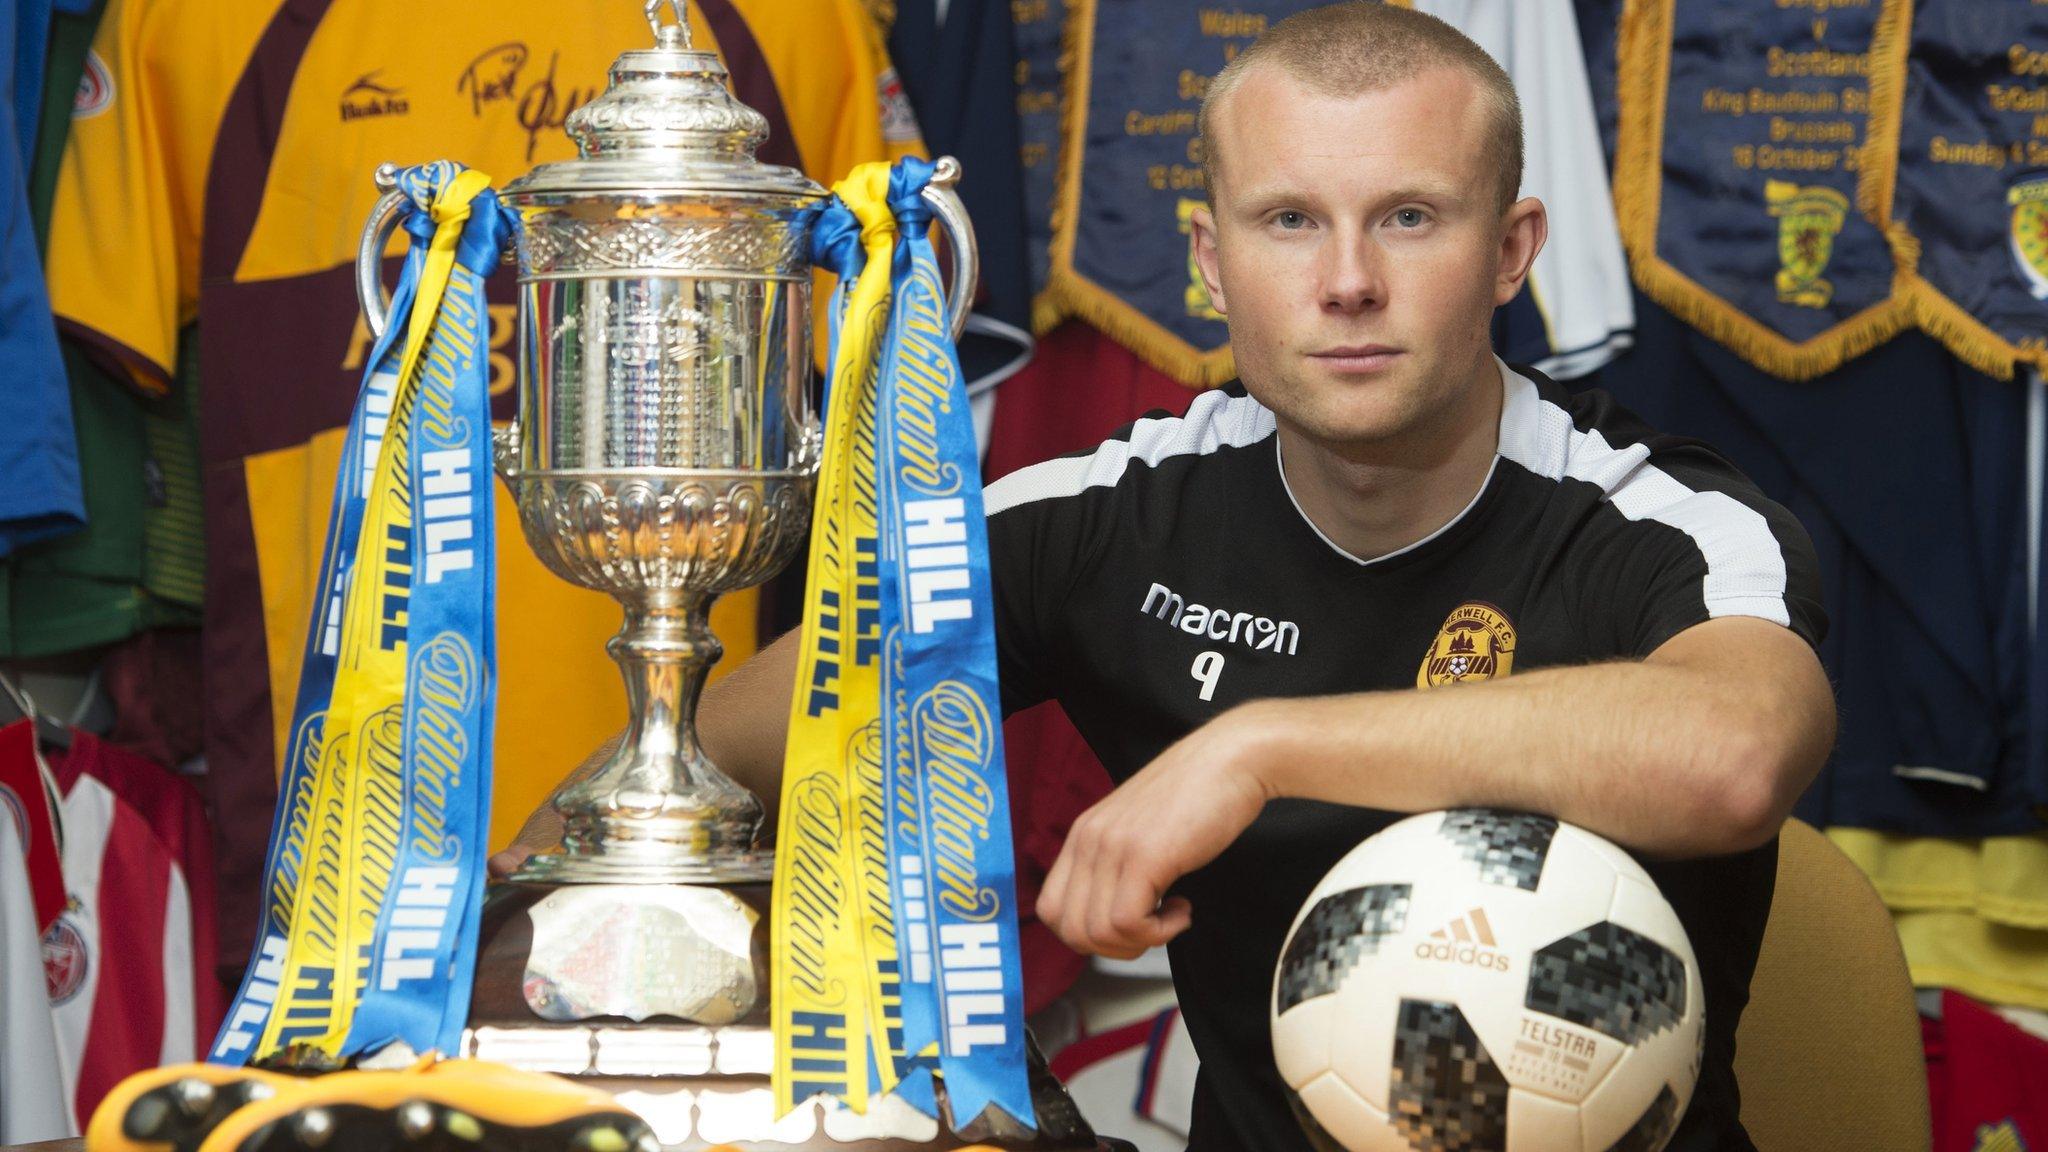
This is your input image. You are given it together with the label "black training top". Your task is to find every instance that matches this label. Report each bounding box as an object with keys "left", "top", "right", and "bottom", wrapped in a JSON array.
[{"left": 983, "top": 361, "right": 1826, "bottom": 1152}]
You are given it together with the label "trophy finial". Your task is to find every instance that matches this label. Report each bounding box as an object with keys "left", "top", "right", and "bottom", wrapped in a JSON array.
[{"left": 646, "top": 0, "right": 692, "bottom": 50}]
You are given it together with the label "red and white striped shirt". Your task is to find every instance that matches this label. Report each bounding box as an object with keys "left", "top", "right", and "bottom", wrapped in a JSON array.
[{"left": 32, "top": 730, "right": 220, "bottom": 1129}]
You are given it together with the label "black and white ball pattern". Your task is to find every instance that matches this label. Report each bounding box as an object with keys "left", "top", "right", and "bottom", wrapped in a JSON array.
[{"left": 1271, "top": 809, "right": 1704, "bottom": 1152}]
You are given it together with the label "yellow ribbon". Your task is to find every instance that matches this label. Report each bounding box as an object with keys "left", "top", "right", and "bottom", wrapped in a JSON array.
[
  {"left": 260, "top": 170, "right": 491, "bottom": 1058},
  {"left": 773, "top": 161, "right": 903, "bottom": 1114}
]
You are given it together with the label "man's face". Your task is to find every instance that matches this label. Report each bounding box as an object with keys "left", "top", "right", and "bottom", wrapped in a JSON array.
[{"left": 1192, "top": 65, "right": 1542, "bottom": 452}]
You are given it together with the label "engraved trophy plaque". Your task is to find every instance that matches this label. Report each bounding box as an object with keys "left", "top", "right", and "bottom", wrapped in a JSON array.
[{"left": 354, "top": 4, "right": 1108, "bottom": 1149}]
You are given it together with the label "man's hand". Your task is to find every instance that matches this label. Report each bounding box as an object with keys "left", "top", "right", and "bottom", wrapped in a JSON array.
[
  {"left": 487, "top": 733, "right": 622, "bottom": 879},
  {"left": 488, "top": 802, "right": 563, "bottom": 879},
  {"left": 1035, "top": 709, "right": 1274, "bottom": 959}
]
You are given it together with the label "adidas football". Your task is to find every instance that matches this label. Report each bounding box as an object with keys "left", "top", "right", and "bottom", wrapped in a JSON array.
[{"left": 1270, "top": 809, "right": 1702, "bottom": 1152}]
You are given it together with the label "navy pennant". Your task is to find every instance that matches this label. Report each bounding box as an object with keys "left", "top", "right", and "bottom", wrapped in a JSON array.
[
  {"left": 1049, "top": 0, "right": 1412, "bottom": 389},
  {"left": 1862, "top": 0, "right": 2048, "bottom": 378},
  {"left": 1614, "top": 0, "right": 1908, "bottom": 379}
]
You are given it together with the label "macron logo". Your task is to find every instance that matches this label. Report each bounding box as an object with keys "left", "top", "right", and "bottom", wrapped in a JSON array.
[{"left": 1140, "top": 582, "right": 1300, "bottom": 655}]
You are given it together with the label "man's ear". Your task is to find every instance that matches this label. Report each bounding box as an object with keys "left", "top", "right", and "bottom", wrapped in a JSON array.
[
  {"left": 1494, "top": 196, "right": 1548, "bottom": 307},
  {"left": 1190, "top": 203, "right": 1229, "bottom": 316}
]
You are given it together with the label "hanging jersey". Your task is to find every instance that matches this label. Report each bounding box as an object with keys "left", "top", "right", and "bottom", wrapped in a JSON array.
[
  {"left": 1414, "top": 0, "right": 1632, "bottom": 379},
  {"left": 884, "top": 0, "right": 1034, "bottom": 393},
  {"left": 0, "top": 721, "right": 66, "bottom": 932},
  {"left": 42, "top": 0, "right": 923, "bottom": 964},
  {"left": 0, "top": 0, "right": 84, "bottom": 556},
  {"left": 42, "top": 735, "right": 209, "bottom": 1129},
  {"left": 1932, "top": 992, "right": 2048, "bottom": 1152},
  {"left": 3, "top": 0, "right": 204, "bottom": 660},
  {"left": 983, "top": 360, "right": 1824, "bottom": 1152},
  {"left": 60, "top": 728, "right": 220, "bottom": 1027},
  {"left": 0, "top": 813, "right": 72, "bottom": 1143},
  {"left": 1830, "top": 830, "right": 2048, "bottom": 1013},
  {"left": 1578, "top": 292, "right": 2040, "bottom": 837},
  {"left": 985, "top": 323, "right": 1196, "bottom": 484}
]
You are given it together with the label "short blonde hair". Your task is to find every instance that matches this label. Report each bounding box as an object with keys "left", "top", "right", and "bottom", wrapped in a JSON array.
[{"left": 1198, "top": 3, "right": 1523, "bottom": 211}]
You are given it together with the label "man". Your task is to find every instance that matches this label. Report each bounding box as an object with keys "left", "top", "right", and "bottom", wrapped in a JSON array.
[{"left": 499, "top": 6, "right": 1834, "bottom": 1149}]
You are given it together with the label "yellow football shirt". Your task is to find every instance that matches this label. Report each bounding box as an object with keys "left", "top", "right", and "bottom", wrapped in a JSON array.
[{"left": 45, "top": 0, "right": 922, "bottom": 961}]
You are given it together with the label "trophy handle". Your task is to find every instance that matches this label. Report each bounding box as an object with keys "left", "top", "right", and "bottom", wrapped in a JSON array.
[
  {"left": 355, "top": 162, "right": 523, "bottom": 480},
  {"left": 922, "top": 156, "right": 979, "bottom": 343},
  {"left": 355, "top": 163, "right": 408, "bottom": 343}
]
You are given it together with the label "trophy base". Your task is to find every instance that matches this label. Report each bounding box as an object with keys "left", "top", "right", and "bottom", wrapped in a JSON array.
[{"left": 473, "top": 883, "right": 1121, "bottom": 1152}]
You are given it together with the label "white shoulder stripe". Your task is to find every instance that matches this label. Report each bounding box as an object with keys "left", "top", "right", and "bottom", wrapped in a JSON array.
[
  {"left": 983, "top": 389, "right": 1275, "bottom": 517},
  {"left": 1494, "top": 365, "right": 1792, "bottom": 627}
]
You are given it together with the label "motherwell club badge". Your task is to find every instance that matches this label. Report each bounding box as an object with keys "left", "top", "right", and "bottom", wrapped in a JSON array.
[{"left": 1418, "top": 602, "right": 1517, "bottom": 688}]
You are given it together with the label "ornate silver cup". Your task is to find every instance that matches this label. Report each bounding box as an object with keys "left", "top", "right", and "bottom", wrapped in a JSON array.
[
  {"left": 348, "top": 6, "right": 1116, "bottom": 1149},
  {"left": 357, "top": 3, "right": 975, "bottom": 888}
]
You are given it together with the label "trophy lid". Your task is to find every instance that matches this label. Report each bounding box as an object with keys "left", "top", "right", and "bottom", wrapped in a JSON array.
[{"left": 501, "top": 0, "right": 824, "bottom": 202}]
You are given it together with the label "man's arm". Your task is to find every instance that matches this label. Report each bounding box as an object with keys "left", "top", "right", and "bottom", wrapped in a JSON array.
[
  {"left": 488, "top": 628, "right": 801, "bottom": 876},
  {"left": 1036, "top": 616, "right": 1836, "bottom": 959}
]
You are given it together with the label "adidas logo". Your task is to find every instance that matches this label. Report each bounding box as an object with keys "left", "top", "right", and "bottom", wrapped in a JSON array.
[{"left": 1413, "top": 908, "right": 1512, "bottom": 972}]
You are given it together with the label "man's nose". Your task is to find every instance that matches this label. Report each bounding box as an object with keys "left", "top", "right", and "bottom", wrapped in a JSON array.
[{"left": 1319, "top": 231, "right": 1386, "bottom": 314}]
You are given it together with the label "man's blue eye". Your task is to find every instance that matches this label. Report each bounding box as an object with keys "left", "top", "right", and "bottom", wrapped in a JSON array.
[
  {"left": 1275, "top": 211, "right": 1308, "bottom": 230},
  {"left": 1394, "top": 208, "right": 1427, "bottom": 228}
]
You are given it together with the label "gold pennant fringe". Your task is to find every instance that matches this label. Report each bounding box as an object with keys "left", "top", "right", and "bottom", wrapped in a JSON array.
[
  {"left": 1854, "top": 0, "right": 1914, "bottom": 230},
  {"left": 1908, "top": 282, "right": 2048, "bottom": 381}
]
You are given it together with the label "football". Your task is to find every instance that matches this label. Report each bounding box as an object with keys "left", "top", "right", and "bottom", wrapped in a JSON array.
[{"left": 1270, "top": 809, "right": 1703, "bottom": 1152}]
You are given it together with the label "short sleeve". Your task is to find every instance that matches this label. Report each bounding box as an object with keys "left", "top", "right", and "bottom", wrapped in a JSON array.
[
  {"left": 981, "top": 438, "right": 1131, "bottom": 718},
  {"left": 46, "top": 0, "right": 185, "bottom": 393},
  {"left": 43, "top": 0, "right": 268, "bottom": 395},
  {"left": 1570, "top": 438, "right": 1828, "bottom": 659},
  {"left": 983, "top": 487, "right": 1063, "bottom": 718}
]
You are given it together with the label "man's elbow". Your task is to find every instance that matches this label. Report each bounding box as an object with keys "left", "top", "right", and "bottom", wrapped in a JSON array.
[{"left": 1707, "top": 721, "right": 1829, "bottom": 853}]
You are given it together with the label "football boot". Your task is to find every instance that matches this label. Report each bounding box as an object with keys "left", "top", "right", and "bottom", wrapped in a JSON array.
[
  {"left": 86, "top": 1064, "right": 306, "bottom": 1152},
  {"left": 191, "top": 1056, "right": 659, "bottom": 1152}
]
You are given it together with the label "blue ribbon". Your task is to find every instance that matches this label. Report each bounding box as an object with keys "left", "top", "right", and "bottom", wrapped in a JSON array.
[
  {"left": 874, "top": 157, "right": 1034, "bottom": 1130},
  {"left": 346, "top": 169, "right": 511, "bottom": 1057},
  {"left": 807, "top": 202, "right": 867, "bottom": 417},
  {"left": 209, "top": 213, "right": 429, "bottom": 1066},
  {"left": 210, "top": 162, "right": 506, "bottom": 1063},
  {"left": 811, "top": 197, "right": 945, "bottom": 1111}
]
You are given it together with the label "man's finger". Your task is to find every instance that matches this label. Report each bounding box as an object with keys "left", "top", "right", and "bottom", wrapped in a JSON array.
[
  {"left": 1152, "top": 895, "right": 1193, "bottom": 943},
  {"left": 1107, "top": 861, "right": 1164, "bottom": 944},
  {"left": 1086, "top": 840, "right": 1141, "bottom": 954},
  {"left": 1037, "top": 844, "right": 1074, "bottom": 928},
  {"left": 487, "top": 847, "right": 531, "bottom": 879}
]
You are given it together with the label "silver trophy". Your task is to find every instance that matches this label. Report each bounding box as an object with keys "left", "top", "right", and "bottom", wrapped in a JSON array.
[{"left": 355, "top": 4, "right": 1104, "bottom": 1148}]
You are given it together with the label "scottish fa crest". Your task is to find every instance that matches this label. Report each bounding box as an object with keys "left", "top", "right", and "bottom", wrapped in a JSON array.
[
  {"left": 2007, "top": 174, "right": 2048, "bottom": 301},
  {"left": 1766, "top": 180, "right": 1849, "bottom": 309},
  {"left": 1418, "top": 602, "right": 1517, "bottom": 688}
]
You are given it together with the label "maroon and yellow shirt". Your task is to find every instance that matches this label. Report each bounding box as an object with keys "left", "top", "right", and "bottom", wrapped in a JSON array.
[{"left": 45, "top": 0, "right": 920, "bottom": 960}]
